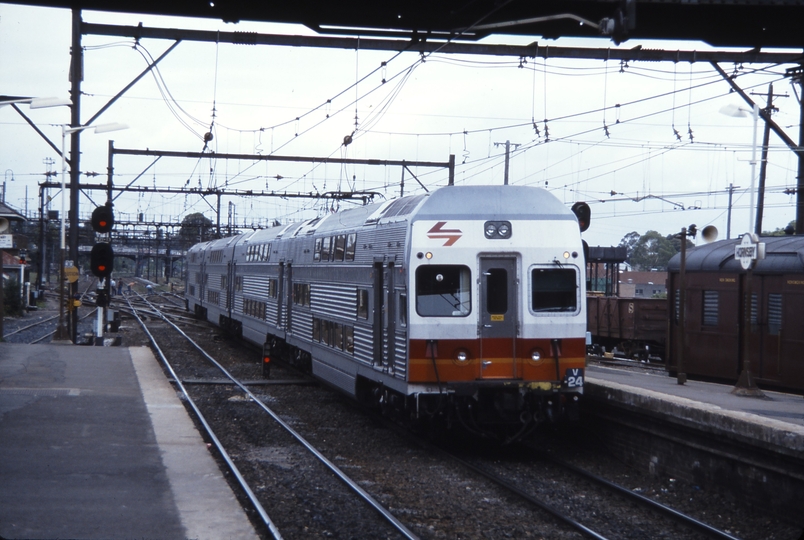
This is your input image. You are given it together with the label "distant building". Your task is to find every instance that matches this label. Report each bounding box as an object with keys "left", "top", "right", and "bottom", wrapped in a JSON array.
[{"left": 618, "top": 271, "right": 667, "bottom": 298}]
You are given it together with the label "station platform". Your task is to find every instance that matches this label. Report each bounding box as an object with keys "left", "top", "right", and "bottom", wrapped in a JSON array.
[
  {"left": 0, "top": 343, "right": 259, "bottom": 540},
  {"left": 585, "top": 363, "right": 804, "bottom": 457}
]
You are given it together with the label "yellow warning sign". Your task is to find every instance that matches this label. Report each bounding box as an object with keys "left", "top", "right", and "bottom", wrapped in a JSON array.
[
  {"left": 64, "top": 266, "right": 79, "bottom": 283},
  {"left": 491, "top": 314, "right": 504, "bottom": 322}
]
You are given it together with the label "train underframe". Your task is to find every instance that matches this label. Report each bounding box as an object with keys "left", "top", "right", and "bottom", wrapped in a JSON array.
[
  {"left": 355, "top": 377, "right": 581, "bottom": 444},
  {"left": 220, "top": 322, "right": 581, "bottom": 444}
]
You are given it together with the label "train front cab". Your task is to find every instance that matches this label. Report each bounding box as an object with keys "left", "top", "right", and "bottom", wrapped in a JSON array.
[{"left": 406, "top": 219, "right": 586, "bottom": 436}]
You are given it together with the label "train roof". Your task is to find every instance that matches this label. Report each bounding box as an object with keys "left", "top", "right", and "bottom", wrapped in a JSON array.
[
  {"left": 668, "top": 235, "right": 804, "bottom": 274},
  {"left": 412, "top": 185, "right": 574, "bottom": 222},
  {"left": 191, "top": 185, "right": 577, "bottom": 249}
]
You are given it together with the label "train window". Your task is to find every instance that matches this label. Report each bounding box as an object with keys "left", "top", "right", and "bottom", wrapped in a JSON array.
[
  {"left": 768, "top": 294, "right": 782, "bottom": 336},
  {"left": 321, "top": 236, "right": 332, "bottom": 262},
  {"left": 486, "top": 268, "right": 508, "bottom": 314},
  {"left": 530, "top": 268, "right": 576, "bottom": 312},
  {"left": 314, "top": 238, "right": 322, "bottom": 261},
  {"left": 334, "top": 235, "right": 346, "bottom": 261},
  {"left": 189, "top": 285, "right": 195, "bottom": 296},
  {"left": 345, "top": 233, "right": 357, "bottom": 261},
  {"left": 334, "top": 323, "right": 343, "bottom": 350},
  {"left": 399, "top": 294, "right": 408, "bottom": 326},
  {"left": 313, "top": 318, "right": 321, "bottom": 342},
  {"left": 357, "top": 289, "right": 369, "bottom": 319},
  {"left": 702, "top": 291, "right": 719, "bottom": 326},
  {"left": 750, "top": 294, "right": 758, "bottom": 326},
  {"left": 268, "top": 279, "right": 278, "bottom": 299},
  {"left": 344, "top": 326, "right": 354, "bottom": 354},
  {"left": 416, "top": 265, "right": 471, "bottom": 317},
  {"left": 221, "top": 275, "right": 227, "bottom": 290},
  {"left": 293, "top": 283, "right": 311, "bottom": 306},
  {"left": 235, "top": 276, "right": 243, "bottom": 292}
]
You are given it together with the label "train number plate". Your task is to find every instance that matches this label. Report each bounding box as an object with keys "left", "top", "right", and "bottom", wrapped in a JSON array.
[{"left": 565, "top": 368, "right": 584, "bottom": 388}]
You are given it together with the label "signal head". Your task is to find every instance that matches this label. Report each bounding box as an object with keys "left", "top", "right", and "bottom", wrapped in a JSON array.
[
  {"left": 91, "top": 204, "right": 114, "bottom": 234},
  {"left": 90, "top": 242, "right": 114, "bottom": 278},
  {"left": 571, "top": 202, "right": 591, "bottom": 232}
]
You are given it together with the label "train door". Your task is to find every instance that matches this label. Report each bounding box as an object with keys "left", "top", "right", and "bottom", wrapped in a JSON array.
[
  {"left": 276, "top": 262, "right": 285, "bottom": 329},
  {"left": 479, "top": 257, "right": 517, "bottom": 379},
  {"left": 385, "top": 263, "right": 396, "bottom": 369},
  {"left": 226, "top": 258, "right": 236, "bottom": 318},
  {"left": 373, "top": 261, "right": 396, "bottom": 368},
  {"left": 199, "top": 260, "right": 207, "bottom": 307}
]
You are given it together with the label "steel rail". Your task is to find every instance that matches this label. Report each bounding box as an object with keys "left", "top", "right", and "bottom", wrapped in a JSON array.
[
  {"left": 138, "top": 294, "right": 420, "bottom": 540},
  {"left": 423, "top": 443, "right": 610, "bottom": 540},
  {"left": 533, "top": 449, "right": 742, "bottom": 540},
  {"left": 124, "top": 294, "right": 284, "bottom": 540}
]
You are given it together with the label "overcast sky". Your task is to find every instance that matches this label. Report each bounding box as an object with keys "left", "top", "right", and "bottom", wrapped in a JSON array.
[{"left": 1, "top": 3, "right": 802, "bottom": 247}]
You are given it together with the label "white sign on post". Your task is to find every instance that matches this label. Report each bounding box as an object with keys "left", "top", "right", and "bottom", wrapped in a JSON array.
[
  {"left": 735, "top": 233, "right": 765, "bottom": 270},
  {"left": 0, "top": 234, "right": 12, "bottom": 249}
]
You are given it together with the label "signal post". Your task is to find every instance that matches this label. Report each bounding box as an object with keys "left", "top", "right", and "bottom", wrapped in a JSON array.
[{"left": 90, "top": 203, "right": 115, "bottom": 345}]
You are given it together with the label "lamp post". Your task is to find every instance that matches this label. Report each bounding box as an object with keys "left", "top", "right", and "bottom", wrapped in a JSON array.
[
  {"left": 55, "top": 122, "right": 127, "bottom": 342},
  {"left": 720, "top": 103, "right": 760, "bottom": 233}
]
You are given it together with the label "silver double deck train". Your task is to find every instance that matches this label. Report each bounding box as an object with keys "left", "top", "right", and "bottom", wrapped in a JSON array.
[{"left": 185, "top": 184, "right": 588, "bottom": 440}]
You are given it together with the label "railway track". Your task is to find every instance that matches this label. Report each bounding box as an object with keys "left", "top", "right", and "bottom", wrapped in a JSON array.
[
  {"left": 105, "top": 293, "right": 797, "bottom": 540},
  {"left": 124, "top": 292, "right": 418, "bottom": 540}
]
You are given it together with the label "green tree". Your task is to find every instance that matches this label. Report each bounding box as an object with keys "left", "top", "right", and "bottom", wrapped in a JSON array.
[
  {"left": 762, "top": 220, "right": 796, "bottom": 237},
  {"left": 178, "top": 213, "right": 214, "bottom": 248},
  {"left": 620, "top": 230, "right": 693, "bottom": 271}
]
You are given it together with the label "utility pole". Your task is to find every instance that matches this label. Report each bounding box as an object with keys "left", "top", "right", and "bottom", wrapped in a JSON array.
[
  {"left": 726, "top": 183, "right": 740, "bottom": 240},
  {"left": 752, "top": 84, "right": 782, "bottom": 235},
  {"left": 494, "top": 140, "right": 520, "bottom": 185}
]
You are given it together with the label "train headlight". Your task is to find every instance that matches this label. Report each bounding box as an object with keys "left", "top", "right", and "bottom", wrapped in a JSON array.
[
  {"left": 497, "top": 223, "right": 510, "bottom": 237},
  {"left": 453, "top": 348, "right": 471, "bottom": 365},
  {"left": 528, "top": 348, "right": 545, "bottom": 365},
  {"left": 485, "top": 223, "right": 497, "bottom": 238}
]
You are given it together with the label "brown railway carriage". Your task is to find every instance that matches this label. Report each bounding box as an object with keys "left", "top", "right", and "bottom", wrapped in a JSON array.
[
  {"left": 586, "top": 295, "right": 667, "bottom": 360},
  {"left": 667, "top": 235, "right": 804, "bottom": 392}
]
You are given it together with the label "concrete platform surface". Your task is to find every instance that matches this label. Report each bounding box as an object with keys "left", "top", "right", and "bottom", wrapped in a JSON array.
[
  {"left": 586, "top": 364, "right": 804, "bottom": 454},
  {"left": 0, "top": 343, "right": 259, "bottom": 540}
]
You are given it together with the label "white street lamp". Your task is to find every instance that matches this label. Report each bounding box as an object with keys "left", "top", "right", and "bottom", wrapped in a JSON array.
[
  {"left": 56, "top": 122, "right": 128, "bottom": 341},
  {"left": 0, "top": 96, "right": 72, "bottom": 109},
  {"left": 719, "top": 103, "right": 759, "bottom": 233}
]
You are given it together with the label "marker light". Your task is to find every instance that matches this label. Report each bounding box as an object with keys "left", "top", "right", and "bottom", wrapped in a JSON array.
[
  {"left": 425, "top": 252, "right": 433, "bottom": 259},
  {"left": 563, "top": 251, "right": 570, "bottom": 259},
  {"left": 454, "top": 349, "right": 471, "bottom": 364}
]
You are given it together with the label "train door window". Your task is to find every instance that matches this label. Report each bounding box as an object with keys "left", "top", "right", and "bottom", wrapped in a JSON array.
[
  {"left": 357, "top": 289, "right": 369, "bottom": 319},
  {"left": 221, "top": 275, "right": 227, "bottom": 290},
  {"left": 486, "top": 268, "right": 508, "bottom": 314},
  {"left": 531, "top": 268, "right": 577, "bottom": 312},
  {"left": 768, "top": 293, "right": 782, "bottom": 335},
  {"left": 415, "top": 265, "right": 471, "bottom": 317},
  {"left": 334, "top": 235, "right": 346, "bottom": 261},
  {"left": 399, "top": 294, "right": 408, "bottom": 327},
  {"left": 345, "top": 233, "right": 357, "bottom": 261},
  {"left": 321, "top": 236, "right": 332, "bottom": 262},
  {"left": 314, "top": 238, "right": 322, "bottom": 261},
  {"left": 702, "top": 291, "right": 719, "bottom": 326},
  {"left": 234, "top": 276, "right": 243, "bottom": 292}
]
